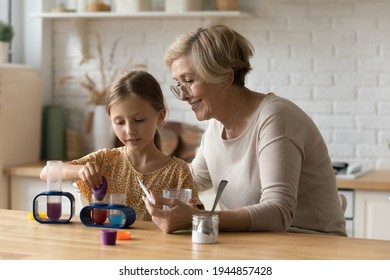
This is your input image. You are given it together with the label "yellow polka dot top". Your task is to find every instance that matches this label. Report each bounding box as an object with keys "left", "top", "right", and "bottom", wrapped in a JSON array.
[{"left": 73, "top": 146, "right": 202, "bottom": 221}]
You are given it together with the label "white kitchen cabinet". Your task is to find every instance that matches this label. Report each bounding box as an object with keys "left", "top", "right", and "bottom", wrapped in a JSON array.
[
  {"left": 0, "top": 64, "right": 43, "bottom": 209},
  {"left": 354, "top": 190, "right": 390, "bottom": 240},
  {"left": 9, "top": 176, "right": 83, "bottom": 215}
]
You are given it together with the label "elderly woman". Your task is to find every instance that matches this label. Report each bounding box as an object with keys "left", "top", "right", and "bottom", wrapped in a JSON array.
[{"left": 143, "top": 24, "right": 346, "bottom": 236}]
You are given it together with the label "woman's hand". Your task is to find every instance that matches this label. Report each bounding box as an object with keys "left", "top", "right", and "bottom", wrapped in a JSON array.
[
  {"left": 143, "top": 191, "right": 202, "bottom": 233},
  {"left": 77, "top": 161, "right": 103, "bottom": 189}
]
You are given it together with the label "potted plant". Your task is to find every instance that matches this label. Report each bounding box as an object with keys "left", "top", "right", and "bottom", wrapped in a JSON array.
[{"left": 0, "top": 20, "right": 14, "bottom": 63}]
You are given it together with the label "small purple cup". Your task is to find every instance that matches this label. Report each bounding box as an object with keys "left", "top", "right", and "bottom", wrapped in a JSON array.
[{"left": 101, "top": 229, "right": 117, "bottom": 245}]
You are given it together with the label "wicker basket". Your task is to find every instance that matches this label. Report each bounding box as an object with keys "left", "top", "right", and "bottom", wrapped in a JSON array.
[{"left": 216, "top": 0, "right": 238, "bottom": 11}]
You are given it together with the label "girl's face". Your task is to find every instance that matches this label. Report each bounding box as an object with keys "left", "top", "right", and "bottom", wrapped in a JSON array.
[
  {"left": 109, "top": 94, "right": 165, "bottom": 152},
  {"left": 171, "top": 56, "right": 223, "bottom": 122}
]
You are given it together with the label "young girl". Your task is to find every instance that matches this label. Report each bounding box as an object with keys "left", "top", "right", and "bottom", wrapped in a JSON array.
[{"left": 40, "top": 71, "right": 202, "bottom": 221}]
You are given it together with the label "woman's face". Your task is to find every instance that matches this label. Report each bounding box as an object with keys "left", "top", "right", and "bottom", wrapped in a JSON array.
[
  {"left": 109, "top": 94, "right": 165, "bottom": 152},
  {"left": 171, "top": 56, "right": 222, "bottom": 121}
]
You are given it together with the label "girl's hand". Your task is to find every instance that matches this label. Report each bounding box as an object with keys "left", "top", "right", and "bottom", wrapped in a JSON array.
[{"left": 77, "top": 161, "right": 103, "bottom": 189}]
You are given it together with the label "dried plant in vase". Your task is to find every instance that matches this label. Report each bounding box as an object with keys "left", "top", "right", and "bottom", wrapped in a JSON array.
[
  {"left": 59, "top": 32, "right": 146, "bottom": 105},
  {"left": 58, "top": 32, "right": 146, "bottom": 133}
]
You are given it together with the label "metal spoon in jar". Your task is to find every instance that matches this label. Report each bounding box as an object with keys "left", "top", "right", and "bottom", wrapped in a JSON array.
[{"left": 197, "top": 180, "right": 228, "bottom": 235}]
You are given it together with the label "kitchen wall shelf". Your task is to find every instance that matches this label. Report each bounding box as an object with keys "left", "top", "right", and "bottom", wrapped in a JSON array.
[
  {"left": 31, "top": 10, "right": 252, "bottom": 63},
  {"left": 29, "top": 8, "right": 253, "bottom": 112},
  {"left": 31, "top": 11, "right": 252, "bottom": 19}
]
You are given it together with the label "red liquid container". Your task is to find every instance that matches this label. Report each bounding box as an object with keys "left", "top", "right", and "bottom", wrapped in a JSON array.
[{"left": 92, "top": 208, "right": 107, "bottom": 224}]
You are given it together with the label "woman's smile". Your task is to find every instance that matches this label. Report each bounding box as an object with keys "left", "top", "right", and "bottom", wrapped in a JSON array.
[{"left": 190, "top": 99, "right": 202, "bottom": 111}]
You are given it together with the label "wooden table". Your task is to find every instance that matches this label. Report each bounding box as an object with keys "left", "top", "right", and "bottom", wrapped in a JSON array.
[{"left": 1, "top": 209, "right": 390, "bottom": 260}]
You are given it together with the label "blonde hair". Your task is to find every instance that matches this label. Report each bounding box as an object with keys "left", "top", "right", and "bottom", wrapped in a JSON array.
[
  {"left": 105, "top": 70, "right": 166, "bottom": 149},
  {"left": 164, "top": 24, "right": 254, "bottom": 86}
]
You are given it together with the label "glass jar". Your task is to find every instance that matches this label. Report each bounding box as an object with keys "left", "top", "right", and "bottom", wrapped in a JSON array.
[
  {"left": 114, "top": 0, "right": 150, "bottom": 13},
  {"left": 192, "top": 214, "right": 219, "bottom": 244},
  {"left": 52, "top": 0, "right": 78, "bottom": 12}
]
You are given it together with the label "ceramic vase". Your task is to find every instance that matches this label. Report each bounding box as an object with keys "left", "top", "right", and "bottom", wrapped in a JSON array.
[
  {"left": 0, "top": 42, "right": 9, "bottom": 63},
  {"left": 92, "top": 105, "right": 115, "bottom": 150},
  {"left": 165, "top": 0, "right": 202, "bottom": 13},
  {"left": 115, "top": 0, "right": 150, "bottom": 13}
]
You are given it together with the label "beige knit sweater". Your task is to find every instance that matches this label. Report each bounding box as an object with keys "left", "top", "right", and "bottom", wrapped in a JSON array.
[{"left": 190, "top": 93, "right": 347, "bottom": 236}]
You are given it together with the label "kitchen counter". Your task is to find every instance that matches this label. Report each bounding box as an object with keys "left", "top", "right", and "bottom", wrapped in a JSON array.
[
  {"left": 336, "top": 170, "right": 390, "bottom": 191},
  {"left": 5, "top": 162, "right": 390, "bottom": 191},
  {"left": 1, "top": 209, "right": 390, "bottom": 260},
  {"left": 3, "top": 161, "right": 46, "bottom": 178},
  {"left": 3, "top": 161, "right": 82, "bottom": 212}
]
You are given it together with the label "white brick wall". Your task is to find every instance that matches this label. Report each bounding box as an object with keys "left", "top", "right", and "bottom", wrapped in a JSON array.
[{"left": 50, "top": 0, "right": 390, "bottom": 168}]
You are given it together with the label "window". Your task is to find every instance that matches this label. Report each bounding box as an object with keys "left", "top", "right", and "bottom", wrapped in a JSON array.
[{"left": 0, "top": 0, "right": 21, "bottom": 63}]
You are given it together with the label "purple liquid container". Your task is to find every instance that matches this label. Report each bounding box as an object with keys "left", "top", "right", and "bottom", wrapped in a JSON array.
[
  {"left": 33, "top": 160, "right": 76, "bottom": 224},
  {"left": 47, "top": 202, "right": 62, "bottom": 221},
  {"left": 92, "top": 177, "right": 108, "bottom": 201}
]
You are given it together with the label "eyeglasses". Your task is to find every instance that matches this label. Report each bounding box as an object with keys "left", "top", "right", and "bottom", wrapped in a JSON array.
[{"left": 170, "top": 81, "right": 193, "bottom": 100}]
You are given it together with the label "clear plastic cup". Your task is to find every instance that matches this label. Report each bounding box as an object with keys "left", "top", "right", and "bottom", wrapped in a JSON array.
[{"left": 162, "top": 188, "right": 192, "bottom": 210}]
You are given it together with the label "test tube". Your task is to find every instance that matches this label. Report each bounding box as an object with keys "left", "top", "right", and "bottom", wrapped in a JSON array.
[
  {"left": 46, "top": 160, "right": 63, "bottom": 221},
  {"left": 108, "top": 193, "right": 125, "bottom": 226}
]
